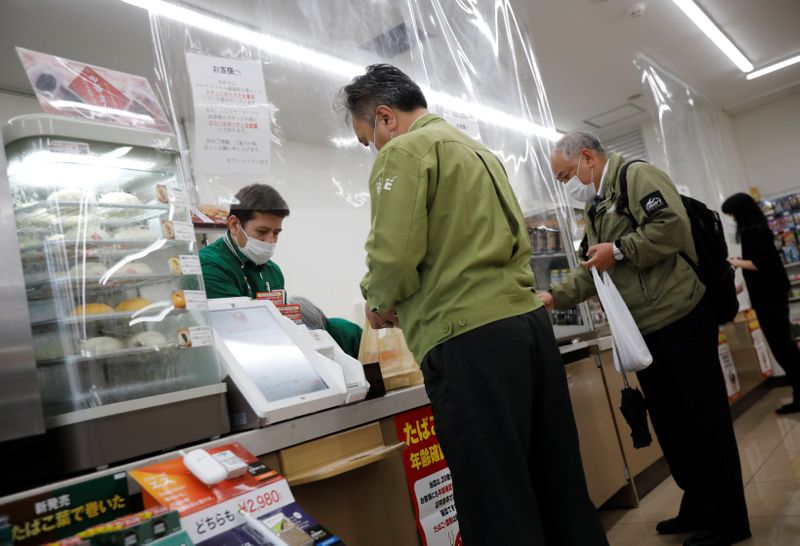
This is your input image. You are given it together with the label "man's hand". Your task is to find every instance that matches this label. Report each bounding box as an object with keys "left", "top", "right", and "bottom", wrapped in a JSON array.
[
  {"left": 537, "top": 291, "right": 555, "bottom": 311},
  {"left": 584, "top": 243, "right": 615, "bottom": 272},
  {"left": 365, "top": 302, "right": 399, "bottom": 330}
]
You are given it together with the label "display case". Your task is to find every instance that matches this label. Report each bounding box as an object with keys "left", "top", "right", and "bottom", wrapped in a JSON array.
[
  {"left": 2, "top": 114, "right": 229, "bottom": 471},
  {"left": 526, "top": 205, "right": 599, "bottom": 339}
]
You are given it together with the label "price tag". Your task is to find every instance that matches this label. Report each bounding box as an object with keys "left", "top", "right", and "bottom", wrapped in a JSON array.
[
  {"left": 163, "top": 220, "right": 195, "bottom": 241},
  {"left": 182, "top": 290, "right": 208, "bottom": 310},
  {"left": 170, "top": 188, "right": 190, "bottom": 208},
  {"left": 178, "top": 255, "right": 201, "bottom": 275},
  {"left": 182, "top": 479, "right": 294, "bottom": 543},
  {"left": 177, "top": 326, "right": 213, "bottom": 349},
  {"left": 48, "top": 140, "right": 90, "bottom": 155}
]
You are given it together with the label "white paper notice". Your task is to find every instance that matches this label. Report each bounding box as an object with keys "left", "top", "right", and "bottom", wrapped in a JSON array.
[
  {"left": 413, "top": 468, "right": 460, "bottom": 546},
  {"left": 178, "top": 255, "right": 201, "bottom": 275},
  {"left": 751, "top": 328, "right": 774, "bottom": 377},
  {"left": 186, "top": 53, "right": 271, "bottom": 175},
  {"left": 718, "top": 341, "right": 741, "bottom": 400},
  {"left": 442, "top": 109, "right": 481, "bottom": 141}
]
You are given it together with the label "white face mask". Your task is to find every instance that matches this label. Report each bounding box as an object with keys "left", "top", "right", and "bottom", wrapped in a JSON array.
[
  {"left": 235, "top": 226, "right": 275, "bottom": 265},
  {"left": 563, "top": 156, "right": 597, "bottom": 202},
  {"left": 370, "top": 113, "right": 394, "bottom": 156}
]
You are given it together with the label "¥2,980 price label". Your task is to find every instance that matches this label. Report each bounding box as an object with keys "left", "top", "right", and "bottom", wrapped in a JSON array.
[{"left": 183, "top": 479, "right": 294, "bottom": 543}]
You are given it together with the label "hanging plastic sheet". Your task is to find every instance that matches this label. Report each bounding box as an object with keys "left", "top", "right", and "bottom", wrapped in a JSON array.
[
  {"left": 635, "top": 54, "right": 751, "bottom": 309},
  {"left": 136, "top": 0, "right": 579, "bottom": 321},
  {"left": 634, "top": 54, "right": 749, "bottom": 216}
]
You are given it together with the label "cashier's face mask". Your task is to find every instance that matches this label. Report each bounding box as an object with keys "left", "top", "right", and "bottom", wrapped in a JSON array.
[
  {"left": 236, "top": 225, "right": 275, "bottom": 265},
  {"left": 564, "top": 156, "right": 597, "bottom": 202}
]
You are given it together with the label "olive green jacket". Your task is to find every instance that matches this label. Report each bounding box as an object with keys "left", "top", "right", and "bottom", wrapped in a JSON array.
[
  {"left": 200, "top": 232, "right": 284, "bottom": 299},
  {"left": 550, "top": 153, "right": 704, "bottom": 335},
  {"left": 361, "top": 114, "right": 541, "bottom": 363}
]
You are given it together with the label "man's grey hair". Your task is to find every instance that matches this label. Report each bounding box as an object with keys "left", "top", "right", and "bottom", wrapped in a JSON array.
[
  {"left": 553, "top": 131, "right": 606, "bottom": 160},
  {"left": 289, "top": 296, "right": 327, "bottom": 331}
]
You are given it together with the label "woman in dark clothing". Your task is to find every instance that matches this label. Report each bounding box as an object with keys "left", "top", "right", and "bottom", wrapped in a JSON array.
[{"left": 722, "top": 193, "right": 800, "bottom": 414}]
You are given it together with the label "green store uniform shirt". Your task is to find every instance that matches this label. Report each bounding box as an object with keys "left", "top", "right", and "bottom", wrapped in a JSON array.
[
  {"left": 361, "top": 114, "right": 541, "bottom": 363},
  {"left": 200, "top": 232, "right": 285, "bottom": 299},
  {"left": 550, "top": 153, "right": 704, "bottom": 335}
]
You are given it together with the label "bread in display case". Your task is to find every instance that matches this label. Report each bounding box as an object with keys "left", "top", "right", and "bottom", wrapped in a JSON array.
[{"left": 3, "top": 113, "right": 228, "bottom": 471}]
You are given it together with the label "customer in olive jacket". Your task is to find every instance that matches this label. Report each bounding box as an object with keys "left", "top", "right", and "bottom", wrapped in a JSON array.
[
  {"left": 339, "top": 65, "right": 608, "bottom": 546},
  {"left": 540, "top": 132, "right": 750, "bottom": 546}
]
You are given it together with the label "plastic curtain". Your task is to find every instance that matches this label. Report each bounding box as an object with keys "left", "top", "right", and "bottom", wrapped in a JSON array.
[
  {"left": 635, "top": 53, "right": 751, "bottom": 309},
  {"left": 141, "top": 0, "right": 574, "bottom": 317},
  {"left": 635, "top": 54, "right": 749, "bottom": 213}
]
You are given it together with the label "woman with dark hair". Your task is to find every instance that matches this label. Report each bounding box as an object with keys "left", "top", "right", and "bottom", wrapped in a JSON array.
[{"left": 722, "top": 192, "right": 800, "bottom": 414}]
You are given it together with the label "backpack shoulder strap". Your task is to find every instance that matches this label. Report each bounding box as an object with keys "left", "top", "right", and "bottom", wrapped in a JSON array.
[{"left": 617, "top": 159, "right": 647, "bottom": 227}]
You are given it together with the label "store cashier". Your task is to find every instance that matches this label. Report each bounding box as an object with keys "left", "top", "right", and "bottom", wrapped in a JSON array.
[
  {"left": 200, "top": 183, "right": 287, "bottom": 299},
  {"left": 199, "top": 184, "right": 363, "bottom": 359}
]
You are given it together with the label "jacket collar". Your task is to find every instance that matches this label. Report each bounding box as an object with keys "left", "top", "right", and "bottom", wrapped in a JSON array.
[
  {"left": 601, "top": 153, "right": 626, "bottom": 201},
  {"left": 408, "top": 113, "right": 441, "bottom": 132}
]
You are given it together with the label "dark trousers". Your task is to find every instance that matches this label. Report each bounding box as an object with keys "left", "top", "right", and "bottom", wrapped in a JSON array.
[
  {"left": 421, "top": 307, "right": 608, "bottom": 546},
  {"left": 753, "top": 301, "right": 800, "bottom": 400},
  {"left": 637, "top": 298, "right": 750, "bottom": 538}
]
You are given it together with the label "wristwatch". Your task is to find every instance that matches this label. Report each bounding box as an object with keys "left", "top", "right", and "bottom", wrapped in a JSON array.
[{"left": 612, "top": 241, "right": 624, "bottom": 261}]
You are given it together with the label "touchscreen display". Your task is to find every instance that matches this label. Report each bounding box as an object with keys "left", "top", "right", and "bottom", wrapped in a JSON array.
[{"left": 211, "top": 307, "right": 328, "bottom": 402}]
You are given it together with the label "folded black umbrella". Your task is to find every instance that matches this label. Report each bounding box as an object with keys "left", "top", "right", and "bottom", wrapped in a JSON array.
[{"left": 619, "top": 385, "right": 652, "bottom": 449}]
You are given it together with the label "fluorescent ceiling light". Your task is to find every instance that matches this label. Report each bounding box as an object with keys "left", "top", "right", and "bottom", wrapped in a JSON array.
[
  {"left": 669, "top": 0, "right": 753, "bottom": 73},
  {"left": 747, "top": 53, "right": 800, "bottom": 80},
  {"left": 121, "top": 0, "right": 561, "bottom": 141}
]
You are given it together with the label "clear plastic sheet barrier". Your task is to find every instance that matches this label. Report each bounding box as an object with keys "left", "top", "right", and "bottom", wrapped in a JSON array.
[{"left": 135, "top": 0, "right": 586, "bottom": 325}]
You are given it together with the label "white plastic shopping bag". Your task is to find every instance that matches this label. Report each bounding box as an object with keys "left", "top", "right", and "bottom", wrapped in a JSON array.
[{"left": 591, "top": 267, "right": 653, "bottom": 373}]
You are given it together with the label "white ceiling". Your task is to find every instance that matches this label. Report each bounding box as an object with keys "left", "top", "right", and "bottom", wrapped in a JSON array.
[{"left": 0, "top": 0, "right": 798, "bottom": 139}]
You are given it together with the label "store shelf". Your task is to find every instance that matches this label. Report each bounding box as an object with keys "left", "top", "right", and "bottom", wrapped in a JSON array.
[
  {"left": 20, "top": 238, "right": 182, "bottom": 253},
  {"left": 37, "top": 344, "right": 176, "bottom": 368},
  {"left": 532, "top": 252, "right": 568, "bottom": 259},
  {"left": 790, "top": 297, "right": 800, "bottom": 303},
  {"left": 17, "top": 200, "right": 170, "bottom": 214},
  {"left": 31, "top": 305, "right": 187, "bottom": 327},
  {"left": 785, "top": 262, "right": 800, "bottom": 269},
  {"left": 17, "top": 200, "right": 172, "bottom": 228},
  {"left": 25, "top": 273, "right": 177, "bottom": 300}
]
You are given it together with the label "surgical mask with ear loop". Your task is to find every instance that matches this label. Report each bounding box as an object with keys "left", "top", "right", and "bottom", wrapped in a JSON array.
[
  {"left": 369, "top": 113, "right": 394, "bottom": 156},
  {"left": 564, "top": 155, "right": 597, "bottom": 202},
  {"left": 234, "top": 223, "right": 275, "bottom": 265}
]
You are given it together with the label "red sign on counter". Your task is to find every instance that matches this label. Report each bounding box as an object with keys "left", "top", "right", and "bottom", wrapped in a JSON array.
[{"left": 394, "top": 406, "right": 461, "bottom": 546}]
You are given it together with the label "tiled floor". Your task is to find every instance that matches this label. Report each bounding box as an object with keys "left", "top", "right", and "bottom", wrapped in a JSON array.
[{"left": 602, "top": 386, "right": 800, "bottom": 545}]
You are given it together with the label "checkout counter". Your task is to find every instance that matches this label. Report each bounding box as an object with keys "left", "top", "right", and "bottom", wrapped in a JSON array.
[{"left": 0, "top": 315, "right": 776, "bottom": 546}]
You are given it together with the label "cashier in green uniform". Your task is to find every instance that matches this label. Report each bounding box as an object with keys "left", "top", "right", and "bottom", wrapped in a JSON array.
[
  {"left": 200, "top": 183, "right": 287, "bottom": 299},
  {"left": 200, "top": 183, "right": 363, "bottom": 358}
]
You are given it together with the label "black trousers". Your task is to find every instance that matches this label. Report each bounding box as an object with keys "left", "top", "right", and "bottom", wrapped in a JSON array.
[
  {"left": 421, "top": 307, "right": 608, "bottom": 546},
  {"left": 753, "top": 300, "right": 800, "bottom": 400},
  {"left": 637, "top": 298, "right": 750, "bottom": 538}
]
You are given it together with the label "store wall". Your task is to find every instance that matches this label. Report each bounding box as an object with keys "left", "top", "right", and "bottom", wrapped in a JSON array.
[{"left": 732, "top": 90, "right": 800, "bottom": 198}]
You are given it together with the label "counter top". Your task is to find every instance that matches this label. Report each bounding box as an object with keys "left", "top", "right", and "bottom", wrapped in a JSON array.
[{"left": 0, "top": 333, "right": 614, "bottom": 503}]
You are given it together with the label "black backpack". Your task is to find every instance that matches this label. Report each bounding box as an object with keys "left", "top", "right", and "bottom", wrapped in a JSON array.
[{"left": 618, "top": 160, "right": 739, "bottom": 325}]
